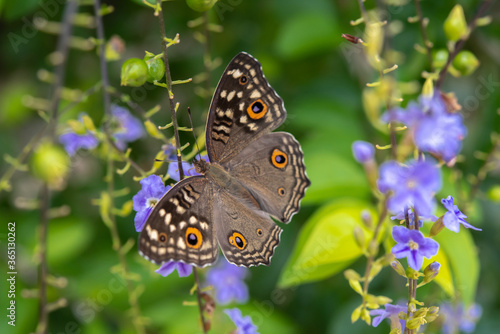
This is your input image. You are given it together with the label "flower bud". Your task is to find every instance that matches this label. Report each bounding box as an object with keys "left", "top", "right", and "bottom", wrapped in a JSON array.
[
  {"left": 351, "top": 305, "right": 362, "bottom": 323},
  {"left": 144, "top": 52, "right": 165, "bottom": 83},
  {"left": 432, "top": 49, "right": 449, "bottom": 69},
  {"left": 186, "top": 0, "right": 217, "bottom": 12},
  {"left": 429, "top": 216, "right": 445, "bottom": 237},
  {"left": 390, "top": 260, "right": 407, "bottom": 277},
  {"left": 353, "top": 226, "right": 366, "bottom": 250},
  {"left": 344, "top": 269, "right": 361, "bottom": 281},
  {"left": 405, "top": 267, "right": 421, "bottom": 280},
  {"left": 426, "top": 306, "right": 439, "bottom": 322},
  {"left": 487, "top": 185, "right": 500, "bottom": 202},
  {"left": 352, "top": 140, "right": 375, "bottom": 163},
  {"left": 444, "top": 5, "right": 468, "bottom": 42},
  {"left": 452, "top": 50, "right": 479, "bottom": 76},
  {"left": 31, "top": 141, "right": 70, "bottom": 189},
  {"left": 121, "top": 58, "right": 148, "bottom": 87}
]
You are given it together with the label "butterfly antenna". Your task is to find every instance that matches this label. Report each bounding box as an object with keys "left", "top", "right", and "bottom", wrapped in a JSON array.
[{"left": 187, "top": 107, "right": 202, "bottom": 162}]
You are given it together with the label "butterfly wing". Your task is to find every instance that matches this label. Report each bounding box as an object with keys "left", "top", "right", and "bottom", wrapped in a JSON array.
[
  {"left": 138, "top": 176, "right": 218, "bottom": 267},
  {"left": 206, "top": 52, "right": 287, "bottom": 163},
  {"left": 213, "top": 190, "right": 282, "bottom": 267},
  {"left": 222, "top": 132, "right": 310, "bottom": 223}
]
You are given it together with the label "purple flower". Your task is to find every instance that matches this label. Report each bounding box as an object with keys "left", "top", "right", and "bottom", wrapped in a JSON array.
[
  {"left": 206, "top": 258, "right": 248, "bottom": 305},
  {"left": 167, "top": 155, "right": 208, "bottom": 182},
  {"left": 370, "top": 303, "right": 407, "bottom": 330},
  {"left": 155, "top": 261, "right": 192, "bottom": 278},
  {"left": 384, "top": 92, "right": 466, "bottom": 163},
  {"left": 352, "top": 140, "right": 375, "bottom": 163},
  {"left": 224, "top": 308, "right": 259, "bottom": 334},
  {"left": 377, "top": 160, "right": 441, "bottom": 216},
  {"left": 441, "top": 196, "right": 482, "bottom": 232},
  {"left": 59, "top": 113, "right": 99, "bottom": 156},
  {"left": 111, "top": 104, "right": 144, "bottom": 150},
  {"left": 59, "top": 132, "right": 99, "bottom": 156},
  {"left": 391, "top": 225, "right": 439, "bottom": 271},
  {"left": 441, "top": 303, "right": 482, "bottom": 334},
  {"left": 132, "top": 175, "right": 170, "bottom": 232},
  {"left": 391, "top": 209, "right": 437, "bottom": 228}
]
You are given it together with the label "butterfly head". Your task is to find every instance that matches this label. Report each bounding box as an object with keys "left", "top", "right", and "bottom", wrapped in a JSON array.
[{"left": 193, "top": 158, "right": 209, "bottom": 175}]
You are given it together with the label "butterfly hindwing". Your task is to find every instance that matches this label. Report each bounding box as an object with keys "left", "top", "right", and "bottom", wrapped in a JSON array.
[
  {"left": 138, "top": 176, "right": 218, "bottom": 267},
  {"left": 223, "top": 132, "right": 310, "bottom": 223},
  {"left": 213, "top": 190, "right": 282, "bottom": 267},
  {"left": 206, "top": 52, "right": 287, "bottom": 163}
]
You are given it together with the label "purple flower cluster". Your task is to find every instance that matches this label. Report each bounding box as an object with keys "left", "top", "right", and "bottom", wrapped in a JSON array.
[
  {"left": 440, "top": 303, "right": 482, "bottom": 334},
  {"left": 206, "top": 258, "right": 249, "bottom": 305},
  {"left": 225, "top": 308, "right": 259, "bottom": 334},
  {"left": 377, "top": 159, "right": 441, "bottom": 217},
  {"left": 441, "top": 196, "right": 481, "bottom": 232},
  {"left": 384, "top": 92, "right": 467, "bottom": 163},
  {"left": 59, "top": 113, "right": 99, "bottom": 156},
  {"left": 59, "top": 105, "right": 144, "bottom": 156},
  {"left": 110, "top": 104, "right": 145, "bottom": 150},
  {"left": 370, "top": 303, "right": 407, "bottom": 331},
  {"left": 155, "top": 261, "right": 192, "bottom": 278},
  {"left": 391, "top": 225, "right": 439, "bottom": 270},
  {"left": 132, "top": 174, "right": 171, "bottom": 232}
]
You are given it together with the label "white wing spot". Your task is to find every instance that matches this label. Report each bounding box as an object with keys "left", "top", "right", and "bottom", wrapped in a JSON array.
[
  {"left": 165, "top": 213, "right": 172, "bottom": 225},
  {"left": 249, "top": 69, "right": 256, "bottom": 76},
  {"left": 225, "top": 109, "right": 234, "bottom": 118},
  {"left": 237, "top": 91, "right": 243, "bottom": 98},
  {"left": 240, "top": 115, "right": 248, "bottom": 124},
  {"left": 150, "top": 229, "right": 158, "bottom": 241},
  {"left": 220, "top": 90, "right": 227, "bottom": 98},
  {"left": 227, "top": 90, "right": 236, "bottom": 101},
  {"left": 189, "top": 216, "right": 197, "bottom": 224},
  {"left": 232, "top": 69, "right": 243, "bottom": 79},
  {"left": 158, "top": 247, "right": 166, "bottom": 255},
  {"left": 177, "top": 237, "right": 186, "bottom": 249},
  {"left": 176, "top": 205, "right": 186, "bottom": 214},
  {"left": 179, "top": 221, "right": 187, "bottom": 230},
  {"left": 200, "top": 221, "right": 209, "bottom": 230},
  {"left": 159, "top": 209, "right": 166, "bottom": 217},
  {"left": 248, "top": 123, "right": 258, "bottom": 131},
  {"left": 151, "top": 246, "right": 157, "bottom": 253},
  {"left": 250, "top": 90, "right": 261, "bottom": 99},
  {"left": 239, "top": 102, "right": 245, "bottom": 111}
]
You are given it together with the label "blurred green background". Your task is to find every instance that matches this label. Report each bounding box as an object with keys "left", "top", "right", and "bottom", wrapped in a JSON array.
[{"left": 1, "top": 0, "right": 499, "bottom": 333}]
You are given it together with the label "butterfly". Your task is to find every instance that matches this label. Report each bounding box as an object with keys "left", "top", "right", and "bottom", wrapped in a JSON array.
[{"left": 139, "top": 52, "right": 310, "bottom": 267}]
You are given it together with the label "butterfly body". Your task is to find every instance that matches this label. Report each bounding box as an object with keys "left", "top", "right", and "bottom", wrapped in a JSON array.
[{"left": 139, "top": 52, "right": 310, "bottom": 267}]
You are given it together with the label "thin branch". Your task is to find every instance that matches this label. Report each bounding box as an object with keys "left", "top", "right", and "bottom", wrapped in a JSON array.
[
  {"left": 93, "top": 1, "right": 146, "bottom": 333},
  {"left": 202, "top": 11, "right": 212, "bottom": 105},
  {"left": 414, "top": 0, "right": 434, "bottom": 72},
  {"left": 156, "top": 0, "right": 185, "bottom": 180},
  {"left": 436, "top": 0, "right": 493, "bottom": 89}
]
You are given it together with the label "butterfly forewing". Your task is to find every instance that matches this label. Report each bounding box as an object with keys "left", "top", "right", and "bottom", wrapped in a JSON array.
[
  {"left": 138, "top": 177, "right": 218, "bottom": 267},
  {"left": 206, "top": 52, "right": 287, "bottom": 163}
]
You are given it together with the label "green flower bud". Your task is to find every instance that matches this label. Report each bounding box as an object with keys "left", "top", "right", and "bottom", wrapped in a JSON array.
[
  {"left": 487, "top": 185, "right": 500, "bottom": 202},
  {"left": 186, "top": 0, "right": 218, "bottom": 12},
  {"left": 144, "top": 52, "right": 165, "bottom": 83},
  {"left": 31, "top": 141, "right": 70, "bottom": 189},
  {"left": 452, "top": 50, "right": 480, "bottom": 76},
  {"left": 121, "top": 58, "right": 148, "bottom": 87},
  {"left": 432, "top": 49, "right": 449, "bottom": 69},
  {"left": 444, "top": 5, "right": 468, "bottom": 42}
]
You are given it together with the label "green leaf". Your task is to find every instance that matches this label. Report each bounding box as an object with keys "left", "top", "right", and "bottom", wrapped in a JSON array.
[
  {"left": 301, "top": 150, "right": 369, "bottom": 204},
  {"left": 48, "top": 216, "right": 94, "bottom": 266},
  {"left": 278, "top": 199, "right": 377, "bottom": 288},
  {"left": 275, "top": 12, "right": 339, "bottom": 60},
  {"left": 434, "top": 228, "right": 480, "bottom": 305}
]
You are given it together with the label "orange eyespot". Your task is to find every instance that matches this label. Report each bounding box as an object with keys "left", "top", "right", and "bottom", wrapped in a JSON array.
[
  {"left": 186, "top": 227, "right": 203, "bottom": 249},
  {"left": 247, "top": 99, "right": 268, "bottom": 119},
  {"left": 271, "top": 149, "right": 288, "bottom": 169},
  {"left": 159, "top": 232, "right": 168, "bottom": 243},
  {"left": 239, "top": 74, "right": 249, "bottom": 85},
  {"left": 229, "top": 232, "right": 247, "bottom": 250},
  {"left": 256, "top": 228, "right": 263, "bottom": 236},
  {"left": 278, "top": 187, "right": 286, "bottom": 196}
]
